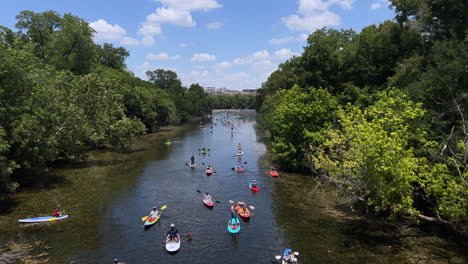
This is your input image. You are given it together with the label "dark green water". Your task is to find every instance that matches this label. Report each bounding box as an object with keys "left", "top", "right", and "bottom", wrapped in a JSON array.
[{"left": 0, "top": 112, "right": 466, "bottom": 263}]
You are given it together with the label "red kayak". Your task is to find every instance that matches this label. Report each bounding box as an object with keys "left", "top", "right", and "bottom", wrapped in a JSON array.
[
  {"left": 236, "top": 167, "right": 245, "bottom": 172},
  {"left": 249, "top": 183, "right": 259, "bottom": 192},
  {"left": 269, "top": 170, "right": 279, "bottom": 177},
  {"left": 205, "top": 169, "right": 213, "bottom": 176},
  {"left": 203, "top": 194, "right": 214, "bottom": 207}
]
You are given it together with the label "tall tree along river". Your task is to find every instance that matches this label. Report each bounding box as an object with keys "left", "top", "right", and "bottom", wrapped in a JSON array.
[{"left": 0, "top": 111, "right": 466, "bottom": 263}]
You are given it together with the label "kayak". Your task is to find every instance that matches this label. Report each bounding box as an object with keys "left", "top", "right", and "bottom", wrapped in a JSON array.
[
  {"left": 205, "top": 169, "right": 213, "bottom": 176},
  {"left": 201, "top": 151, "right": 207, "bottom": 155},
  {"left": 237, "top": 206, "right": 251, "bottom": 218},
  {"left": 18, "top": 215, "right": 69, "bottom": 223},
  {"left": 236, "top": 152, "right": 244, "bottom": 156},
  {"left": 165, "top": 234, "right": 181, "bottom": 252},
  {"left": 236, "top": 167, "right": 245, "bottom": 172},
  {"left": 227, "top": 217, "right": 241, "bottom": 233},
  {"left": 269, "top": 170, "right": 279, "bottom": 177},
  {"left": 202, "top": 195, "right": 214, "bottom": 207},
  {"left": 190, "top": 163, "right": 196, "bottom": 168},
  {"left": 144, "top": 213, "right": 161, "bottom": 227},
  {"left": 249, "top": 182, "right": 260, "bottom": 192},
  {"left": 164, "top": 141, "right": 172, "bottom": 145}
]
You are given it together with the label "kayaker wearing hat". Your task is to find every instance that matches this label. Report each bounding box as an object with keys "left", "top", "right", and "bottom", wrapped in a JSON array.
[
  {"left": 165, "top": 223, "right": 179, "bottom": 243},
  {"left": 251, "top": 180, "right": 257, "bottom": 188}
]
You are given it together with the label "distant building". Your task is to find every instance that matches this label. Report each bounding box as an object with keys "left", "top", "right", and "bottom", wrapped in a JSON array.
[
  {"left": 205, "top": 87, "right": 216, "bottom": 95},
  {"left": 242, "top": 89, "right": 257, "bottom": 95},
  {"left": 204, "top": 87, "right": 258, "bottom": 95}
]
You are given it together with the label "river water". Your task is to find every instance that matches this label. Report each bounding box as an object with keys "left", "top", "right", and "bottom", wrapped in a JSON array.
[{"left": 0, "top": 111, "right": 466, "bottom": 264}]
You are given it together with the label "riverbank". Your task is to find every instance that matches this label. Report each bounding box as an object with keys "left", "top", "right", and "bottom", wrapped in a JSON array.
[
  {"left": 1, "top": 113, "right": 466, "bottom": 263},
  {"left": 0, "top": 123, "right": 195, "bottom": 263}
]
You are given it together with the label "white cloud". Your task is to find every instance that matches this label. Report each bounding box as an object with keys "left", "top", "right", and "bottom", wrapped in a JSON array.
[
  {"left": 148, "top": 7, "right": 196, "bottom": 27},
  {"left": 207, "top": 21, "right": 223, "bottom": 29},
  {"left": 154, "top": 0, "right": 222, "bottom": 11},
  {"left": 120, "top": 37, "right": 140, "bottom": 45},
  {"left": 234, "top": 50, "right": 271, "bottom": 64},
  {"left": 282, "top": 11, "right": 340, "bottom": 31},
  {"left": 142, "top": 36, "right": 156, "bottom": 46},
  {"left": 215, "top": 61, "right": 233, "bottom": 70},
  {"left": 268, "top": 35, "right": 309, "bottom": 45},
  {"left": 189, "top": 70, "right": 210, "bottom": 78},
  {"left": 371, "top": 3, "right": 381, "bottom": 9},
  {"left": 190, "top": 53, "right": 216, "bottom": 62},
  {"left": 275, "top": 48, "right": 298, "bottom": 59},
  {"left": 179, "top": 43, "right": 189, "bottom": 47},
  {"left": 138, "top": 22, "right": 162, "bottom": 36},
  {"left": 283, "top": 0, "right": 355, "bottom": 32},
  {"left": 370, "top": 0, "right": 389, "bottom": 10},
  {"left": 147, "top": 52, "right": 181, "bottom": 60},
  {"left": 193, "top": 65, "right": 205, "bottom": 69},
  {"left": 137, "top": 20, "right": 162, "bottom": 46},
  {"left": 90, "top": 19, "right": 126, "bottom": 42},
  {"left": 268, "top": 36, "right": 295, "bottom": 45}
]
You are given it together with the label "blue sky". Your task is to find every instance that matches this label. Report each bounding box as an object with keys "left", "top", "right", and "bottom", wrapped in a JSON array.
[{"left": 0, "top": 0, "right": 395, "bottom": 90}]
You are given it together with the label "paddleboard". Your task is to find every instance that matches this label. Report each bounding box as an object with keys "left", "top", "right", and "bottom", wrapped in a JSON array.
[
  {"left": 165, "top": 234, "right": 181, "bottom": 252},
  {"left": 18, "top": 215, "right": 69, "bottom": 223},
  {"left": 227, "top": 217, "right": 241, "bottom": 233},
  {"left": 144, "top": 213, "right": 161, "bottom": 227}
]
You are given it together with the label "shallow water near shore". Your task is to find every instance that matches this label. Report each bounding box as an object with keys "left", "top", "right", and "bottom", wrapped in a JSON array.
[{"left": 0, "top": 112, "right": 466, "bottom": 263}]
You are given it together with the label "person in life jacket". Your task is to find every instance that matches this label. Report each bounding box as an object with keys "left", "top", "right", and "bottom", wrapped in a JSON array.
[
  {"left": 283, "top": 248, "right": 297, "bottom": 263},
  {"left": 53, "top": 207, "right": 61, "bottom": 217},
  {"left": 251, "top": 180, "right": 257, "bottom": 188},
  {"left": 165, "top": 224, "right": 179, "bottom": 243},
  {"left": 230, "top": 202, "right": 238, "bottom": 218},
  {"left": 204, "top": 192, "right": 212, "bottom": 203},
  {"left": 149, "top": 207, "right": 159, "bottom": 219},
  {"left": 190, "top": 155, "right": 195, "bottom": 165}
]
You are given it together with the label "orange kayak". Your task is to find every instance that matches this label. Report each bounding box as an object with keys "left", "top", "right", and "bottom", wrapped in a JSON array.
[
  {"left": 269, "top": 171, "right": 279, "bottom": 177},
  {"left": 237, "top": 206, "right": 250, "bottom": 218}
]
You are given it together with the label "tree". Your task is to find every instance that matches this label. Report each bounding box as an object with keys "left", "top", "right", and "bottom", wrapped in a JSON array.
[
  {"left": 96, "top": 43, "right": 129, "bottom": 70},
  {"left": 146, "top": 69, "right": 183, "bottom": 93},
  {"left": 267, "top": 85, "right": 338, "bottom": 170}
]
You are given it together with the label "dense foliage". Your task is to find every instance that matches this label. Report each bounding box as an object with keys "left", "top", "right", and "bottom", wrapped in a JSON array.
[
  {"left": 0, "top": 10, "right": 221, "bottom": 201},
  {"left": 257, "top": 1, "right": 467, "bottom": 226}
]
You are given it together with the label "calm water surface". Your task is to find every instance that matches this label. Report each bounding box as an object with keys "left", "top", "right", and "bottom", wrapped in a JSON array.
[{"left": 0, "top": 112, "right": 466, "bottom": 264}]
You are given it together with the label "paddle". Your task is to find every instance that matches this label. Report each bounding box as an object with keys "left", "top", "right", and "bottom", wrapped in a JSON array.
[
  {"left": 231, "top": 162, "right": 248, "bottom": 170},
  {"left": 141, "top": 205, "right": 168, "bottom": 222},
  {"left": 49, "top": 210, "right": 66, "bottom": 221},
  {"left": 228, "top": 200, "right": 255, "bottom": 210}
]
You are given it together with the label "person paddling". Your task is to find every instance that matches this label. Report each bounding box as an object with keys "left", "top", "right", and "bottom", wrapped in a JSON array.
[
  {"left": 204, "top": 192, "right": 212, "bottom": 203},
  {"left": 165, "top": 224, "right": 179, "bottom": 243},
  {"left": 230, "top": 202, "right": 238, "bottom": 218},
  {"left": 149, "top": 207, "right": 159, "bottom": 219},
  {"left": 190, "top": 155, "right": 195, "bottom": 165},
  {"left": 251, "top": 180, "right": 257, "bottom": 188},
  {"left": 53, "top": 207, "right": 61, "bottom": 217},
  {"left": 283, "top": 248, "right": 297, "bottom": 263}
]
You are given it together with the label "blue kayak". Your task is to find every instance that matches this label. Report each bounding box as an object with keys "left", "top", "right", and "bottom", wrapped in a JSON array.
[
  {"left": 19, "top": 215, "right": 69, "bottom": 223},
  {"left": 227, "top": 217, "right": 241, "bottom": 233}
]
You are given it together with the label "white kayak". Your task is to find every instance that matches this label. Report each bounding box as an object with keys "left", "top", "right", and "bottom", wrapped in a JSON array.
[
  {"left": 236, "top": 152, "right": 244, "bottom": 156},
  {"left": 18, "top": 215, "right": 69, "bottom": 223},
  {"left": 165, "top": 234, "right": 181, "bottom": 252}
]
